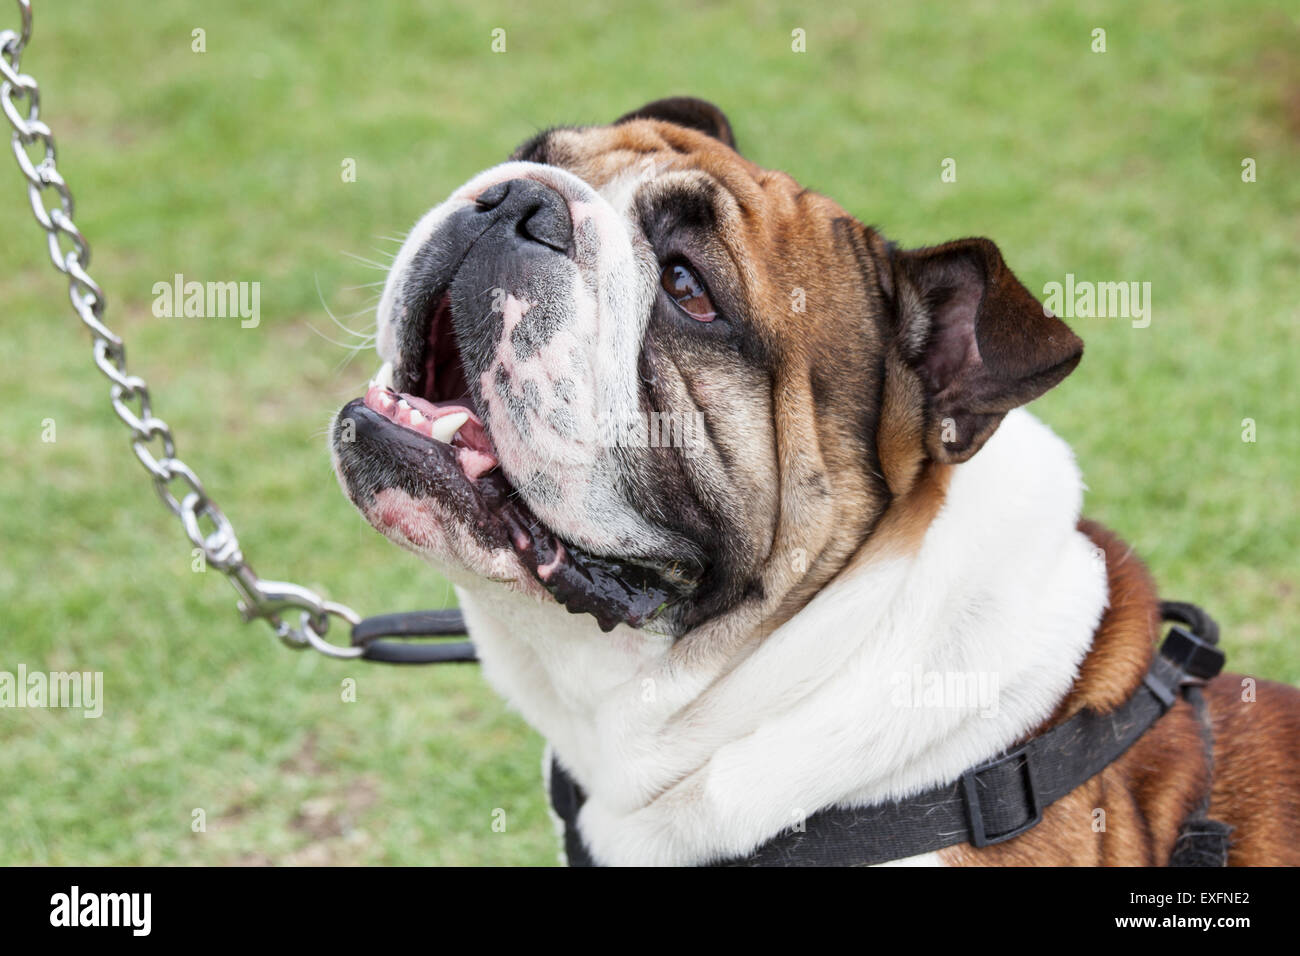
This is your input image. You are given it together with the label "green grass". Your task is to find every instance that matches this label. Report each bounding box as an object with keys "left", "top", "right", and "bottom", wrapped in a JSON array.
[{"left": 1, "top": 0, "right": 1296, "bottom": 865}]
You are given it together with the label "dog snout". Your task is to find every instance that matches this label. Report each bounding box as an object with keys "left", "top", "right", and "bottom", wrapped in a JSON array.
[{"left": 475, "top": 178, "right": 573, "bottom": 255}]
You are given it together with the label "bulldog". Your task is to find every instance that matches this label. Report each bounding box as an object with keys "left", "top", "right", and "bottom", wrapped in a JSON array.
[{"left": 331, "top": 97, "right": 1300, "bottom": 866}]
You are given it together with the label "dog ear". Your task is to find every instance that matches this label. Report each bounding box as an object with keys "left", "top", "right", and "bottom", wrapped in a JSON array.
[
  {"left": 614, "top": 97, "right": 736, "bottom": 150},
  {"left": 886, "top": 237, "right": 1083, "bottom": 464}
]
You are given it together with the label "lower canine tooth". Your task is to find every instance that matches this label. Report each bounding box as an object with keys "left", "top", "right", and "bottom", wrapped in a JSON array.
[{"left": 431, "top": 411, "right": 470, "bottom": 444}]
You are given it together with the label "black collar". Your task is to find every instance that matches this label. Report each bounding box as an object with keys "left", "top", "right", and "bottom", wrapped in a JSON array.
[{"left": 548, "top": 601, "right": 1226, "bottom": 867}]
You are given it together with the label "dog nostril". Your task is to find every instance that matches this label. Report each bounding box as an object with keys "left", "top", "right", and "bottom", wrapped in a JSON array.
[
  {"left": 516, "top": 199, "right": 571, "bottom": 254},
  {"left": 518, "top": 207, "right": 550, "bottom": 241},
  {"left": 475, "top": 181, "right": 510, "bottom": 209},
  {"left": 475, "top": 178, "right": 573, "bottom": 254}
]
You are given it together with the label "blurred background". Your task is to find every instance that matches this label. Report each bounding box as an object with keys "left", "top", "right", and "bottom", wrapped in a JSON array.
[{"left": 1, "top": 0, "right": 1296, "bottom": 865}]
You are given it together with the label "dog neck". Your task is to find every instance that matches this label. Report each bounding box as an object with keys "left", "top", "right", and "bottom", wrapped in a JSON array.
[{"left": 459, "top": 409, "right": 1109, "bottom": 865}]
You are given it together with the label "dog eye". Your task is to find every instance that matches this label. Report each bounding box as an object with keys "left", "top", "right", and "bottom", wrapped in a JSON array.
[{"left": 661, "top": 262, "right": 717, "bottom": 322}]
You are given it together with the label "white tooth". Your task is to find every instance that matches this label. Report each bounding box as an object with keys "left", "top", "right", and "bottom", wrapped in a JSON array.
[
  {"left": 430, "top": 411, "right": 470, "bottom": 444},
  {"left": 398, "top": 398, "right": 410, "bottom": 409},
  {"left": 407, "top": 409, "right": 427, "bottom": 428},
  {"left": 371, "top": 361, "right": 395, "bottom": 391}
]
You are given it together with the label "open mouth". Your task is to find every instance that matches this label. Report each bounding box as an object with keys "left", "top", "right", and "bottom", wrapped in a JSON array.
[{"left": 340, "top": 289, "right": 698, "bottom": 633}]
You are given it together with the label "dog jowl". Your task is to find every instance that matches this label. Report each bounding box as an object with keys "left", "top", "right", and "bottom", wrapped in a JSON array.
[{"left": 330, "top": 98, "right": 1300, "bottom": 866}]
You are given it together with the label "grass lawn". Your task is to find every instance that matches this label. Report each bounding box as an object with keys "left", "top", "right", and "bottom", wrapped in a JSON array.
[{"left": 1, "top": 0, "right": 1296, "bottom": 865}]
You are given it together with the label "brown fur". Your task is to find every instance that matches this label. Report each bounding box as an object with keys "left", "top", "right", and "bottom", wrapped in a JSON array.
[
  {"left": 942, "top": 520, "right": 1300, "bottom": 866},
  {"left": 1202, "top": 674, "right": 1300, "bottom": 864}
]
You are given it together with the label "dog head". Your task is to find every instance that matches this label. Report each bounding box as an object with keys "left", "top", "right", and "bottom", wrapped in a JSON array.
[{"left": 331, "top": 97, "right": 1083, "bottom": 639}]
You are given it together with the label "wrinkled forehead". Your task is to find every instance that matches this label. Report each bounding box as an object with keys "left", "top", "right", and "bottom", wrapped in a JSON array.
[
  {"left": 509, "top": 121, "right": 868, "bottom": 358},
  {"left": 511, "top": 120, "right": 850, "bottom": 248}
]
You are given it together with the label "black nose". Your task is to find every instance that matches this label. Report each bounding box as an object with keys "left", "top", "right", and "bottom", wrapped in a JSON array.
[{"left": 475, "top": 178, "right": 573, "bottom": 255}]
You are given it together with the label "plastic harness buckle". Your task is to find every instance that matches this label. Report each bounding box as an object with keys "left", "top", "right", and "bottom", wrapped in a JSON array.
[
  {"left": 1160, "top": 625, "right": 1226, "bottom": 685},
  {"left": 961, "top": 744, "right": 1042, "bottom": 847}
]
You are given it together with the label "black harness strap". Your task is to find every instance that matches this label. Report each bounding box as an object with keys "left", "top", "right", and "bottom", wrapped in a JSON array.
[
  {"left": 1161, "top": 602, "right": 1234, "bottom": 866},
  {"left": 552, "top": 602, "right": 1227, "bottom": 867}
]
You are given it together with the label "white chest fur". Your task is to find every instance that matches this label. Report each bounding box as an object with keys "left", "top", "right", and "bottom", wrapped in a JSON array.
[{"left": 458, "top": 409, "right": 1108, "bottom": 865}]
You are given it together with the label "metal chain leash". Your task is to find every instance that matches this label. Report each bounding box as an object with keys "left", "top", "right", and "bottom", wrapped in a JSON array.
[{"left": 1, "top": 0, "right": 363, "bottom": 658}]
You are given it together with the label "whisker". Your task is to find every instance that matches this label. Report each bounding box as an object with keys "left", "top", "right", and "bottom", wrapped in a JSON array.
[
  {"left": 341, "top": 250, "right": 393, "bottom": 271},
  {"left": 304, "top": 322, "right": 373, "bottom": 352},
  {"left": 314, "top": 272, "right": 379, "bottom": 339}
]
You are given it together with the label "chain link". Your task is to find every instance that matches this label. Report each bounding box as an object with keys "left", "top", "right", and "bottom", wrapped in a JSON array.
[{"left": 2, "top": 0, "right": 362, "bottom": 658}]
